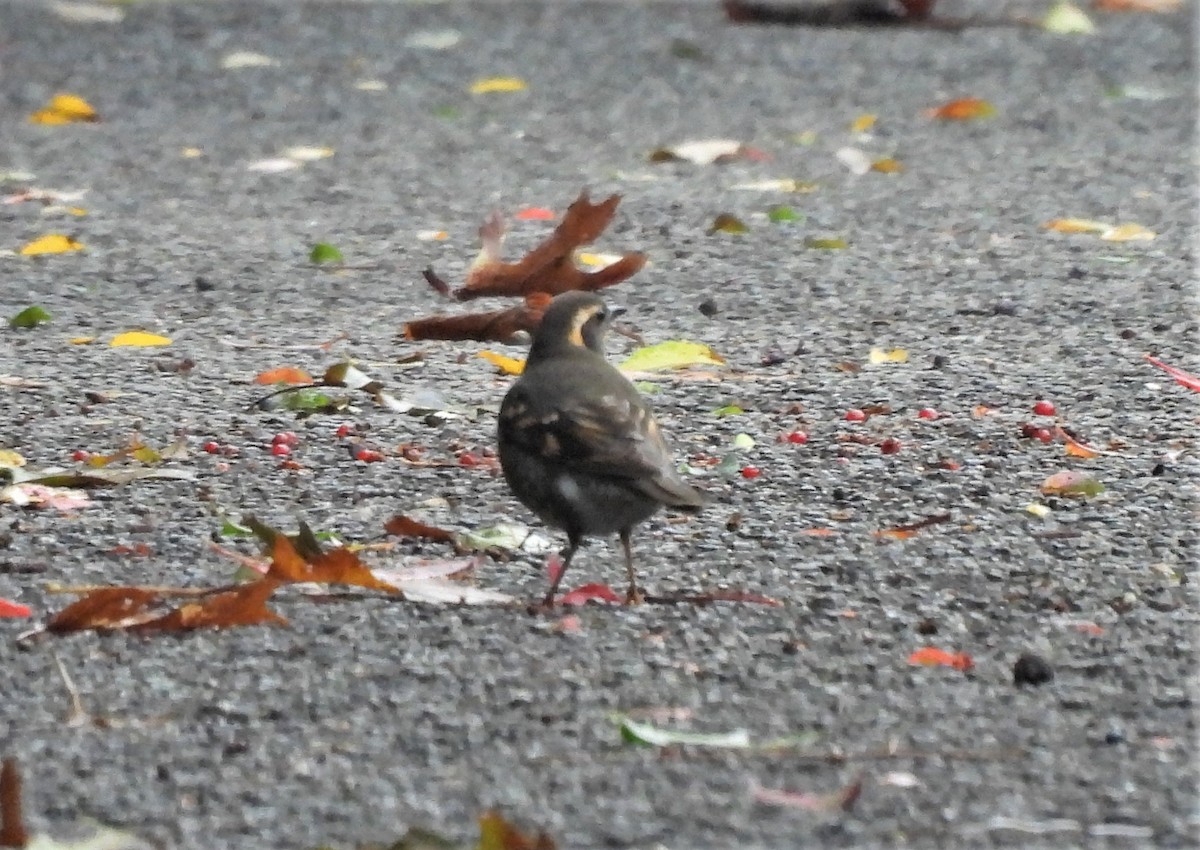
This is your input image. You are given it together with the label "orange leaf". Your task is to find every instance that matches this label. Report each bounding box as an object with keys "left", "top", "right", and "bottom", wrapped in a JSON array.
[
  {"left": 478, "top": 810, "right": 557, "bottom": 850},
  {"left": 267, "top": 534, "right": 399, "bottom": 592},
  {"left": 46, "top": 587, "right": 161, "bottom": 632},
  {"left": 925, "top": 98, "right": 997, "bottom": 120},
  {"left": 254, "top": 366, "right": 313, "bottom": 385},
  {"left": 971, "top": 404, "right": 994, "bottom": 419},
  {"left": 384, "top": 514, "right": 455, "bottom": 543},
  {"left": 800, "top": 527, "right": 838, "bottom": 537},
  {"left": 908, "top": 647, "right": 974, "bottom": 671},
  {"left": 515, "top": 207, "right": 555, "bottom": 221},
  {"left": 133, "top": 580, "right": 286, "bottom": 632}
]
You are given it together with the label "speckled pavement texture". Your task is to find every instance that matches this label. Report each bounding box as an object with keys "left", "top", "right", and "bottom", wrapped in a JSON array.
[{"left": 0, "top": 1, "right": 1196, "bottom": 848}]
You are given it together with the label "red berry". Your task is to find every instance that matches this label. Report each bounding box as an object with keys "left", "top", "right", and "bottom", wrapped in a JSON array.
[
  {"left": 1033, "top": 400, "right": 1056, "bottom": 416},
  {"left": 202, "top": 441, "right": 221, "bottom": 454},
  {"left": 1033, "top": 428, "right": 1053, "bottom": 444},
  {"left": 786, "top": 431, "right": 809, "bottom": 445},
  {"left": 880, "top": 438, "right": 902, "bottom": 455},
  {"left": 917, "top": 408, "right": 939, "bottom": 420},
  {"left": 71, "top": 449, "right": 90, "bottom": 462},
  {"left": 458, "top": 452, "right": 480, "bottom": 468},
  {"left": 336, "top": 423, "right": 353, "bottom": 439},
  {"left": 740, "top": 466, "right": 761, "bottom": 479},
  {"left": 355, "top": 448, "right": 384, "bottom": 463},
  {"left": 844, "top": 408, "right": 867, "bottom": 422},
  {"left": 270, "top": 443, "right": 291, "bottom": 457},
  {"left": 272, "top": 431, "right": 299, "bottom": 447}
]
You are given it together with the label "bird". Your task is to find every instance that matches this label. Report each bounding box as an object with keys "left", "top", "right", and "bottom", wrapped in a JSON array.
[{"left": 497, "top": 290, "right": 705, "bottom": 606}]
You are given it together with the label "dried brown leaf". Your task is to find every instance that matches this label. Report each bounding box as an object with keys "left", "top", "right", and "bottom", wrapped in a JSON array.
[{"left": 403, "top": 293, "right": 551, "bottom": 343}]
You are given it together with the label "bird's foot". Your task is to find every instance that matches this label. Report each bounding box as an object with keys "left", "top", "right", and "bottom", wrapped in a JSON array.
[{"left": 624, "top": 586, "right": 645, "bottom": 606}]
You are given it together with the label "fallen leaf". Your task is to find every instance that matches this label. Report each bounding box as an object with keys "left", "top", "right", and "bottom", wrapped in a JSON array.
[
  {"left": 452, "top": 191, "right": 645, "bottom": 300},
  {"left": 731, "top": 178, "right": 819, "bottom": 192},
  {"left": 397, "top": 579, "right": 514, "bottom": 606},
  {"left": 470, "top": 76, "right": 527, "bottom": 94},
  {"left": 881, "top": 771, "right": 921, "bottom": 788},
  {"left": 925, "top": 97, "right": 997, "bottom": 120},
  {"left": 908, "top": 647, "right": 974, "bottom": 671},
  {"left": 51, "top": 1, "right": 126, "bottom": 23},
  {"left": 871, "top": 157, "right": 904, "bottom": 173},
  {"left": 559, "top": 583, "right": 622, "bottom": 606},
  {"left": 455, "top": 523, "right": 555, "bottom": 555},
  {"left": 45, "top": 581, "right": 286, "bottom": 634},
  {"left": 0, "top": 758, "right": 28, "bottom": 847},
  {"left": 0, "top": 598, "right": 32, "bottom": 618},
  {"left": 404, "top": 293, "right": 551, "bottom": 344},
  {"left": 751, "top": 776, "right": 863, "bottom": 813},
  {"left": 649, "top": 139, "right": 745, "bottom": 165},
  {"left": 6, "top": 467, "right": 194, "bottom": 487},
  {"left": 712, "top": 404, "right": 744, "bottom": 417},
  {"left": 8, "top": 306, "right": 51, "bottom": 328},
  {"left": 19, "top": 234, "right": 83, "bottom": 255},
  {"left": 804, "top": 236, "right": 848, "bottom": 250},
  {"left": 1042, "top": 1, "right": 1097, "bottom": 33},
  {"left": 478, "top": 351, "right": 526, "bottom": 375},
  {"left": 254, "top": 366, "right": 314, "bottom": 385},
  {"left": 246, "top": 158, "right": 300, "bottom": 173},
  {"left": 0, "top": 450, "right": 24, "bottom": 469},
  {"left": 267, "top": 533, "right": 400, "bottom": 593},
  {"left": 134, "top": 580, "right": 285, "bottom": 632},
  {"left": 406, "top": 29, "right": 462, "bottom": 49},
  {"left": 1044, "top": 218, "right": 1110, "bottom": 233},
  {"left": 850, "top": 113, "right": 877, "bottom": 133},
  {"left": 221, "top": 51, "right": 279, "bottom": 69},
  {"left": 836, "top": 146, "right": 872, "bottom": 175},
  {"left": 708, "top": 213, "right": 748, "bottom": 234},
  {"left": 1040, "top": 470, "right": 1105, "bottom": 497},
  {"left": 1144, "top": 354, "right": 1200, "bottom": 392},
  {"left": 1100, "top": 223, "right": 1155, "bottom": 242},
  {"left": 767, "top": 205, "right": 800, "bottom": 223},
  {"left": 309, "top": 242, "right": 344, "bottom": 263},
  {"left": 1057, "top": 428, "right": 1103, "bottom": 458},
  {"left": 477, "top": 810, "right": 556, "bottom": 850},
  {"left": 1025, "top": 503, "right": 1052, "bottom": 518},
  {"left": 515, "top": 207, "right": 555, "bottom": 221},
  {"left": 620, "top": 341, "right": 726, "bottom": 372},
  {"left": 0, "top": 483, "right": 91, "bottom": 511},
  {"left": 384, "top": 514, "right": 456, "bottom": 544},
  {"left": 868, "top": 347, "right": 908, "bottom": 364},
  {"left": 28, "top": 93, "right": 98, "bottom": 124},
  {"left": 618, "top": 717, "right": 753, "bottom": 748},
  {"left": 110, "top": 331, "right": 171, "bottom": 347},
  {"left": 282, "top": 145, "right": 334, "bottom": 162}
]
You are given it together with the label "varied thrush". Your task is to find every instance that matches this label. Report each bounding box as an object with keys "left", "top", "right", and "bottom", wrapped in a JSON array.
[{"left": 497, "top": 291, "right": 704, "bottom": 605}]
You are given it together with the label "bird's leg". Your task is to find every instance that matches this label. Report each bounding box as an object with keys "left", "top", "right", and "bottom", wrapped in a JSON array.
[
  {"left": 620, "top": 530, "right": 643, "bottom": 605},
  {"left": 542, "top": 534, "right": 580, "bottom": 608}
]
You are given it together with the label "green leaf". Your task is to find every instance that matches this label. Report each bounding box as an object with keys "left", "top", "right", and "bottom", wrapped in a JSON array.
[
  {"left": 219, "top": 520, "right": 254, "bottom": 538},
  {"left": 617, "top": 715, "right": 753, "bottom": 748},
  {"left": 1042, "top": 1, "right": 1095, "bottom": 34},
  {"left": 633, "top": 381, "right": 660, "bottom": 395},
  {"left": 620, "top": 340, "right": 725, "bottom": 373},
  {"left": 432, "top": 105, "right": 460, "bottom": 119},
  {"left": 309, "top": 243, "right": 344, "bottom": 264},
  {"left": 805, "top": 237, "right": 849, "bottom": 250},
  {"left": 281, "top": 389, "right": 337, "bottom": 411},
  {"left": 9, "top": 305, "right": 51, "bottom": 328},
  {"left": 1040, "top": 470, "right": 1105, "bottom": 498},
  {"left": 732, "top": 433, "right": 756, "bottom": 450},
  {"left": 767, "top": 205, "right": 801, "bottom": 223},
  {"left": 712, "top": 404, "right": 744, "bottom": 417}
]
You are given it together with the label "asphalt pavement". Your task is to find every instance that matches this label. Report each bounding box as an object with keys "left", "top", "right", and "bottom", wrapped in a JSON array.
[{"left": 1, "top": 0, "right": 1196, "bottom": 848}]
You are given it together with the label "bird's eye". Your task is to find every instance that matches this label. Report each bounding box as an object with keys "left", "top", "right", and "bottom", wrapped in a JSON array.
[{"left": 594, "top": 307, "right": 608, "bottom": 321}]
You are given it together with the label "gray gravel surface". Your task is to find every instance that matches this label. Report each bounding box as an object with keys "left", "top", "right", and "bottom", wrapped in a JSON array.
[{"left": 1, "top": 0, "right": 1196, "bottom": 848}]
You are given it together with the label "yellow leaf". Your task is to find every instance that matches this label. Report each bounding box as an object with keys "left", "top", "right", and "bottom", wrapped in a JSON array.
[
  {"left": 478, "top": 351, "right": 525, "bottom": 375},
  {"left": 65, "top": 207, "right": 88, "bottom": 216},
  {"left": 620, "top": 341, "right": 725, "bottom": 373},
  {"left": 181, "top": 147, "right": 205, "bottom": 158},
  {"left": 19, "top": 234, "right": 84, "bottom": 255},
  {"left": 868, "top": 347, "right": 909, "bottom": 364},
  {"left": 111, "top": 331, "right": 172, "bottom": 347},
  {"left": 850, "top": 113, "right": 877, "bottom": 133},
  {"left": 1101, "top": 223, "right": 1156, "bottom": 242},
  {"left": 29, "top": 93, "right": 98, "bottom": 124},
  {"left": 1025, "top": 503, "right": 1051, "bottom": 518},
  {"left": 0, "top": 449, "right": 26, "bottom": 469},
  {"left": 871, "top": 157, "right": 904, "bottom": 173},
  {"left": 470, "top": 76, "right": 527, "bottom": 94},
  {"left": 282, "top": 145, "right": 334, "bottom": 161},
  {"left": 1044, "top": 218, "right": 1109, "bottom": 233},
  {"left": 69, "top": 336, "right": 96, "bottom": 345}
]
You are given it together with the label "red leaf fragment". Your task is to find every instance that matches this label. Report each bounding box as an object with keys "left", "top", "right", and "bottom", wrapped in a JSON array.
[
  {"left": 1144, "top": 354, "right": 1200, "bottom": 392},
  {"left": 908, "top": 646, "right": 974, "bottom": 671},
  {"left": 384, "top": 514, "right": 456, "bottom": 544},
  {"left": 0, "top": 598, "right": 32, "bottom": 618},
  {"left": 559, "top": 583, "right": 622, "bottom": 606}
]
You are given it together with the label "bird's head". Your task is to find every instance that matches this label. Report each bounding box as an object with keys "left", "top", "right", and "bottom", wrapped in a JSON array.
[{"left": 528, "top": 291, "right": 626, "bottom": 362}]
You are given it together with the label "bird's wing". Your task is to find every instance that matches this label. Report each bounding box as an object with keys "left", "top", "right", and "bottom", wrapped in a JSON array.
[{"left": 501, "top": 384, "right": 673, "bottom": 483}]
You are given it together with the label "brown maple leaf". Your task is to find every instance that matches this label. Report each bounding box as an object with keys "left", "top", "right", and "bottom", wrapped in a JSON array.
[
  {"left": 403, "top": 293, "right": 551, "bottom": 343},
  {"left": 452, "top": 191, "right": 645, "bottom": 301}
]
